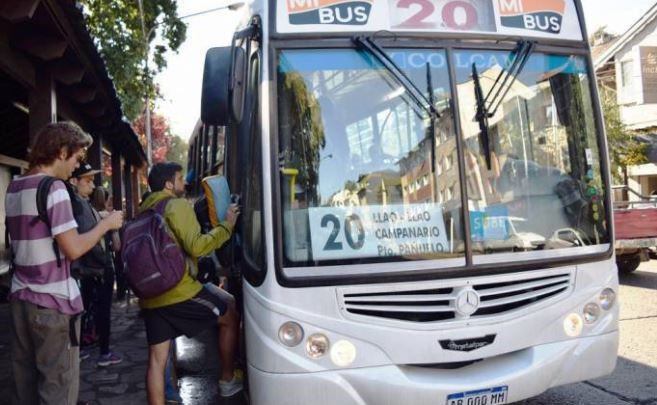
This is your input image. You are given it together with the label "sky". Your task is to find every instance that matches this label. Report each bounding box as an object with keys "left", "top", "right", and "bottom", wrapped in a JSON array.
[
  {"left": 157, "top": 0, "right": 243, "bottom": 140},
  {"left": 158, "top": 0, "right": 657, "bottom": 140}
]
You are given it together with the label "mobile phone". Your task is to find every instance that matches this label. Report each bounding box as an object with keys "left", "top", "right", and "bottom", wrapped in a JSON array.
[{"left": 230, "top": 194, "right": 241, "bottom": 206}]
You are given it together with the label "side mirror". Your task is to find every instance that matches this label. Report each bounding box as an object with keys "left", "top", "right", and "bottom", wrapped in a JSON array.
[{"left": 201, "top": 47, "right": 232, "bottom": 126}]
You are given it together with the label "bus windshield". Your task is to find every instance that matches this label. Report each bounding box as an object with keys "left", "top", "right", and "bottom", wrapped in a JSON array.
[
  {"left": 277, "top": 47, "right": 609, "bottom": 269},
  {"left": 454, "top": 50, "right": 609, "bottom": 262}
]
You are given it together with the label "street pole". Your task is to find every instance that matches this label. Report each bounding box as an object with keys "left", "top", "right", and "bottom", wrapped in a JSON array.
[{"left": 137, "top": 0, "right": 152, "bottom": 169}]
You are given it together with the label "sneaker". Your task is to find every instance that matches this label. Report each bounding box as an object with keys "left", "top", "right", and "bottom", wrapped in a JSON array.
[
  {"left": 219, "top": 374, "right": 243, "bottom": 397},
  {"left": 97, "top": 351, "right": 123, "bottom": 367},
  {"left": 79, "top": 348, "right": 91, "bottom": 361}
]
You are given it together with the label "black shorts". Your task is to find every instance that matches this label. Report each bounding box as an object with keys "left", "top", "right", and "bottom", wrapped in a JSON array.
[{"left": 142, "top": 287, "right": 228, "bottom": 346}]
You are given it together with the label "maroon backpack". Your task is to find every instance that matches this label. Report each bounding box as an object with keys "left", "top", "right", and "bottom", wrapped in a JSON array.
[{"left": 122, "top": 198, "right": 186, "bottom": 299}]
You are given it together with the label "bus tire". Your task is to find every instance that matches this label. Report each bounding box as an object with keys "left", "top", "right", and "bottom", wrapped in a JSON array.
[{"left": 617, "top": 254, "right": 641, "bottom": 274}]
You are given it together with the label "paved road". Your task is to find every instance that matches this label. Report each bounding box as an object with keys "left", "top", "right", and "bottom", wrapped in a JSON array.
[{"left": 517, "top": 261, "right": 657, "bottom": 405}]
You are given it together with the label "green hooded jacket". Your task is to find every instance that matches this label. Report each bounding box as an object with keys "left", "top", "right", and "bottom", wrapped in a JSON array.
[{"left": 139, "top": 191, "right": 233, "bottom": 309}]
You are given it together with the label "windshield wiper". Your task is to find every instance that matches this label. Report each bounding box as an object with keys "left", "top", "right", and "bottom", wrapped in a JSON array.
[
  {"left": 472, "top": 62, "right": 492, "bottom": 170},
  {"left": 472, "top": 40, "right": 536, "bottom": 169},
  {"left": 352, "top": 36, "right": 440, "bottom": 120},
  {"left": 485, "top": 40, "right": 536, "bottom": 116},
  {"left": 426, "top": 61, "right": 438, "bottom": 175}
]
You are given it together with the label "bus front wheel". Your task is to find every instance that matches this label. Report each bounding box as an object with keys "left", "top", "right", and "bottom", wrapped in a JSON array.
[{"left": 617, "top": 253, "right": 641, "bottom": 274}]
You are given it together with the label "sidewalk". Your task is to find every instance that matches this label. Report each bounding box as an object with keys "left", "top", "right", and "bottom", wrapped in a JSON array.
[
  {"left": 0, "top": 299, "right": 150, "bottom": 405},
  {"left": 78, "top": 298, "right": 149, "bottom": 404},
  {"left": 0, "top": 298, "right": 247, "bottom": 405}
]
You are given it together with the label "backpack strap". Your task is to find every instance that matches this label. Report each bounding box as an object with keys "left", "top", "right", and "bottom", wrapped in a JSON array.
[
  {"left": 153, "top": 198, "right": 172, "bottom": 216},
  {"left": 5, "top": 217, "right": 14, "bottom": 273},
  {"left": 4, "top": 219, "right": 9, "bottom": 251},
  {"left": 33, "top": 176, "right": 77, "bottom": 268},
  {"left": 34, "top": 176, "right": 58, "bottom": 227}
]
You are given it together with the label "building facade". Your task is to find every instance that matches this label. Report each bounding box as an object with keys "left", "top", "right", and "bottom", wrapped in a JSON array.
[{"left": 594, "top": 3, "right": 657, "bottom": 198}]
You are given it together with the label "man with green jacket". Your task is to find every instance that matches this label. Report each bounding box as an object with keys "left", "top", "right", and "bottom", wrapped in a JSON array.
[{"left": 139, "top": 162, "right": 241, "bottom": 404}]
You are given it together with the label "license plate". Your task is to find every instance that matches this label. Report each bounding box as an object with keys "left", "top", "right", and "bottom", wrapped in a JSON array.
[{"left": 446, "top": 386, "right": 508, "bottom": 405}]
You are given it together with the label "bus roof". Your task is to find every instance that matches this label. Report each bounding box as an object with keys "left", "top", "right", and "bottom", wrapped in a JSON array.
[{"left": 275, "top": 0, "right": 585, "bottom": 42}]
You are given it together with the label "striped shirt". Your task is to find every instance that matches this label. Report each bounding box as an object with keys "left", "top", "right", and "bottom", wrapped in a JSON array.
[{"left": 5, "top": 173, "right": 82, "bottom": 315}]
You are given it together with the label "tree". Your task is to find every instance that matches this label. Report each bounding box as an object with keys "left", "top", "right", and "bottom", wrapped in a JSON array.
[
  {"left": 80, "top": 0, "right": 186, "bottom": 120},
  {"left": 132, "top": 112, "right": 173, "bottom": 164},
  {"left": 600, "top": 86, "right": 648, "bottom": 182},
  {"left": 589, "top": 26, "right": 617, "bottom": 46},
  {"left": 166, "top": 135, "right": 189, "bottom": 168}
]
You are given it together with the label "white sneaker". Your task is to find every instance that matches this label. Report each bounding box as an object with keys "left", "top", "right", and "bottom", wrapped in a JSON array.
[{"left": 219, "top": 374, "right": 244, "bottom": 397}]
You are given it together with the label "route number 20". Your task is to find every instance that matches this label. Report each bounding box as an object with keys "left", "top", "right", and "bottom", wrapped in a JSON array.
[
  {"left": 395, "top": 0, "right": 479, "bottom": 30},
  {"left": 321, "top": 214, "right": 366, "bottom": 251}
]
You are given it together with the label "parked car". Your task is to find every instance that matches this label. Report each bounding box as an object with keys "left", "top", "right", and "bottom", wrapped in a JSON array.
[
  {"left": 482, "top": 216, "right": 546, "bottom": 252},
  {"left": 613, "top": 185, "right": 657, "bottom": 273}
]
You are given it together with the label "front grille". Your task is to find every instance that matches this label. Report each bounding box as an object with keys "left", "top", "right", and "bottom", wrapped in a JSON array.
[
  {"left": 343, "top": 287, "right": 455, "bottom": 322},
  {"left": 473, "top": 275, "right": 570, "bottom": 316},
  {"left": 338, "top": 272, "right": 572, "bottom": 324}
]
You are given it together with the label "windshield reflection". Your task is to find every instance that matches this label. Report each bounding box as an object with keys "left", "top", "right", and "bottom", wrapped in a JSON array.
[
  {"left": 277, "top": 48, "right": 609, "bottom": 267},
  {"left": 278, "top": 48, "right": 464, "bottom": 264},
  {"left": 455, "top": 50, "right": 609, "bottom": 256}
]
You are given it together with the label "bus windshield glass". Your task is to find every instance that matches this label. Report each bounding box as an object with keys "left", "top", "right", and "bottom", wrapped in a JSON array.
[
  {"left": 278, "top": 48, "right": 464, "bottom": 266},
  {"left": 453, "top": 50, "right": 609, "bottom": 261},
  {"left": 277, "top": 47, "right": 609, "bottom": 269}
]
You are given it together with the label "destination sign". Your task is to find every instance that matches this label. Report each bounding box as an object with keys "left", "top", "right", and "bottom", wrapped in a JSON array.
[
  {"left": 276, "top": 0, "right": 584, "bottom": 41},
  {"left": 308, "top": 203, "right": 449, "bottom": 261}
]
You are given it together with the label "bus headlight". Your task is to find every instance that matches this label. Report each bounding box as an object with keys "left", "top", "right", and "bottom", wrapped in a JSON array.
[
  {"left": 583, "top": 303, "right": 601, "bottom": 324},
  {"left": 330, "top": 340, "right": 357, "bottom": 367},
  {"left": 306, "top": 334, "right": 330, "bottom": 359},
  {"left": 599, "top": 288, "right": 616, "bottom": 311},
  {"left": 278, "top": 322, "right": 304, "bottom": 347},
  {"left": 563, "top": 313, "right": 583, "bottom": 337}
]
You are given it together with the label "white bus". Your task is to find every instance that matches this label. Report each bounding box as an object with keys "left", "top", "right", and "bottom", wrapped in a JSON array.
[{"left": 195, "top": 0, "right": 618, "bottom": 403}]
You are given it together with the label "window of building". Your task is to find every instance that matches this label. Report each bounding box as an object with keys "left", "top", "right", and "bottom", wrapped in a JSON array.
[{"left": 621, "top": 60, "right": 634, "bottom": 88}]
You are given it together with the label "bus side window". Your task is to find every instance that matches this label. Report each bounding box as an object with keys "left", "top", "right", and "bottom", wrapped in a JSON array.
[
  {"left": 231, "top": 46, "right": 247, "bottom": 123},
  {"left": 242, "top": 46, "right": 266, "bottom": 284}
]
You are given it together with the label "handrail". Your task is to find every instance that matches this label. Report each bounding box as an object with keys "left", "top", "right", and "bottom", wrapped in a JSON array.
[
  {"left": 613, "top": 201, "right": 657, "bottom": 209},
  {"left": 612, "top": 185, "right": 657, "bottom": 202}
]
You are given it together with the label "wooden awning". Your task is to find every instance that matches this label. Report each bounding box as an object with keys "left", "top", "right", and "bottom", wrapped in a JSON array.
[{"left": 0, "top": 0, "right": 145, "bottom": 166}]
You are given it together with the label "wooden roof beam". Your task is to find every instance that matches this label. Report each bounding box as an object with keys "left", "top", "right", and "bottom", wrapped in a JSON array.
[
  {"left": 84, "top": 101, "right": 107, "bottom": 118},
  {"left": 51, "top": 59, "right": 84, "bottom": 85},
  {"left": 57, "top": 92, "right": 85, "bottom": 125},
  {"left": 0, "top": 22, "right": 35, "bottom": 87},
  {"left": 92, "top": 114, "right": 113, "bottom": 128},
  {"left": 12, "top": 27, "right": 67, "bottom": 61},
  {"left": 0, "top": 0, "right": 41, "bottom": 23},
  {"left": 68, "top": 85, "right": 97, "bottom": 103}
]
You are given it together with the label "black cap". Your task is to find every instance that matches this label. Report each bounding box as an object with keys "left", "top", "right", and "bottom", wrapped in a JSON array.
[{"left": 71, "top": 162, "right": 101, "bottom": 179}]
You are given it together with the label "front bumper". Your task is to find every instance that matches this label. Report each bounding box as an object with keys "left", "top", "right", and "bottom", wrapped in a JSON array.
[{"left": 248, "top": 330, "right": 618, "bottom": 405}]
